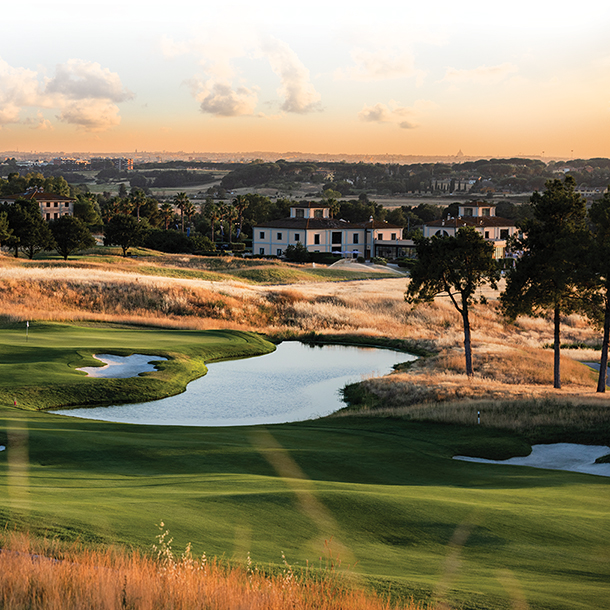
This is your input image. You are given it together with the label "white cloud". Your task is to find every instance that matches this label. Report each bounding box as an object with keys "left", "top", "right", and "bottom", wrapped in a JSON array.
[
  {"left": 45, "top": 59, "right": 133, "bottom": 103},
  {"left": 0, "top": 58, "right": 41, "bottom": 125},
  {"left": 358, "top": 99, "right": 436, "bottom": 129},
  {"left": 57, "top": 99, "right": 121, "bottom": 131},
  {"left": 442, "top": 63, "right": 518, "bottom": 84},
  {"left": 197, "top": 81, "right": 258, "bottom": 117},
  {"left": 0, "top": 57, "right": 130, "bottom": 131},
  {"left": 336, "top": 48, "right": 416, "bottom": 81},
  {"left": 260, "top": 36, "right": 322, "bottom": 114}
]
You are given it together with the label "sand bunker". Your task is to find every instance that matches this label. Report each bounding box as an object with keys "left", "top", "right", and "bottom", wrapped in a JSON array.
[
  {"left": 77, "top": 354, "right": 167, "bottom": 379},
  {"left": 454, "top": 443, "right": 610, "bottom": 477}
]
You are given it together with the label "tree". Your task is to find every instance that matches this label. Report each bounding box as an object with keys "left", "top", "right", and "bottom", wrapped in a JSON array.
[
  {"left": 0, "top": 210, "right": 12, "bottom": 246},
  {"left": 50, "top": 215, "right": 96, "bottom": 260},
  {"left": 587, "top": 192, "right": 610, "bottom": 392},
  {"left": 6, "top": 199, "right": 55, "bottom": 259},
  {"left": 73, "top": 194, "right": 102, "bottom": 227},
  {"left": 104, "top": 214, "right": 148, "bottom": 257},
  {"left": 232, "top": 195, "right": 249, "bottom": 238},
  {"left": 500, "top": 176, "right": 591, "bottom": 389},
  {"left": 406, "top": 227, "right": 500, "bottom": 376},
  {"left": 174, "top": 192, "right": 189, "bottom": 233},
  {"left": 130, "top": 189, "right": 147, "bottom": 221},
  {"left": 159, "top": 202, "right": 175, "bottom": 230}
]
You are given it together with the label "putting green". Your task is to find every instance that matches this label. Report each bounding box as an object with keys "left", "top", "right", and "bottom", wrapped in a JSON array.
[
  {"left": 0, "top": 321, "right": 275, "bottom": 410},
  {"left": 0, "top": 322, "right": 609, "bottom": 609}
]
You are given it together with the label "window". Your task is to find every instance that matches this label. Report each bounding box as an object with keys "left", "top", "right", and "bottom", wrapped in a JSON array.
[
  {"left": 46, "top": 202, "right": 51, "bottom": 207},
  {"left": 391, "top": 233, "right": 397, "bottom": 241},
  {"left": 54, "top": 202, "right": 58, "bottom": 207},
  {"left": 353, "top": 234, "right": 359, "bottom": 244},
  {"left": 500, "top": 229, "right": 509, "bottom": 239},
  {"left": 294, "top": 233, "right": 300, "bottom": 241},
  {"left": 463, "top": 208, "right": 473, "bottom": 216},
  {"left": 259, "top": 231, "right": 265, "bottom": 239},
  {"left": 46, "top": 213, "right": 50, "bottom": 220},
  {"left": 377, "top": 233, "right": 384, "bottom": 241},
  {"left": 65, "top": 202, "right": 70, "bottom": 207},
  {"left": 295, "top": 208, "right": 304, "bottom": 218},
  {"left": 314, "top": 209, "right": 323, "bottom": 218},
  {"left": 276, "top": 249, "right": 282, "bottom": 256},
  {"left": 277, "top": 232, "right": 282, "bottom": 240},
  {"left": 481, "top": 208, "right": 490, "bottom": 217},
  {"left": 259, "top": 248, "right": 265, "bottom": 255},
  {"left": 484, "top": 231, "right": 490, "bottom": 239},
  {"left": 54, "top": 212, "right": 58, "bottom": 219},
  {"left": 331, "top": 232, "right": 342, "bottom": 244},
  {"left": 314, "top": 234, "right": 320, "bottom": 245}
]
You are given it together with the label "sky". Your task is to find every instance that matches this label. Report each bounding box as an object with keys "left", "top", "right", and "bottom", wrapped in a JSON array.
[{"left": 1, "top": 1, "right": 609, "bottom": 158}]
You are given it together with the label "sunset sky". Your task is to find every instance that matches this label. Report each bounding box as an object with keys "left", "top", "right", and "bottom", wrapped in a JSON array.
[{"left": 1, "top": 1, "right": 609, "bottom": 158}]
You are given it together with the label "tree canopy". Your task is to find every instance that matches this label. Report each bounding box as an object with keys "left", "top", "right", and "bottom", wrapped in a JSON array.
[
  {"left": 406, "top": 227, "right": 499, "bottom": 376},
  {"left": 500, "top": 176, "right": 592, "bottom": 388}
]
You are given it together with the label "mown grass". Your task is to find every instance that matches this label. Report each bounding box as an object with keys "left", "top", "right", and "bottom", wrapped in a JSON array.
[
  {"left": 0, "top": 320, "right": 274, "bottom": 410},
  {"left": 1, "top": 408, "right": 609, "bottom": 610}
]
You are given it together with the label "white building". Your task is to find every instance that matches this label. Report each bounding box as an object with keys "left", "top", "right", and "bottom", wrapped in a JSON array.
[
  {"left": 253, "top": 202, "right": 410, "bottom": 259},
  {"left": 422, "top": 201, "right": 517, "bottom": 259},
  {"left": 1, "top": 189, "right": 75, "bottom": 221}
]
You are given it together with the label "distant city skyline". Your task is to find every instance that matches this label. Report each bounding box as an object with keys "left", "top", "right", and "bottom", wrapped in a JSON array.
[{"left": 2, "top": 1, "right": 608, "bottom": 158}]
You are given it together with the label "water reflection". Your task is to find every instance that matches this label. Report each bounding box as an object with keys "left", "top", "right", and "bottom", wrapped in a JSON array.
[{"left": 52, "top": 342, "right": 414, "bottom": 427}]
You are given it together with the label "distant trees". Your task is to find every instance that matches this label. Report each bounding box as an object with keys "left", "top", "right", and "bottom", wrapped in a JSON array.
[
  {"left": 406, "top": 227, "right": 499, "bottom": 376},
  {"left": 3, "top": 199, "right": 55, "bottom": 259}
]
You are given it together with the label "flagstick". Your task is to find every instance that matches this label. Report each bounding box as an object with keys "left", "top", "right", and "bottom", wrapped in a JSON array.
[{"left": 26, "top": 320, "right": 29, "bottom": 342}]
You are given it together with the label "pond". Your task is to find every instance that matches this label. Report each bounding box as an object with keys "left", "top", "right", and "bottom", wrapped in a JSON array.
[{"left": 52, "top": 342, "right": 414, "bottom": 427}]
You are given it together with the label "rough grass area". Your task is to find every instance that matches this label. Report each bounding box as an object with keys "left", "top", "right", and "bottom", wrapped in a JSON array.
[{"left": 0, "top": 530, "right": 426, "bottom": 610}]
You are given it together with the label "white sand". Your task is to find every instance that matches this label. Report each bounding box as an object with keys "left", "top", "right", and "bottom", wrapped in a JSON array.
[
  {"left": 454, "top": 443, "right": 610, "bottom": 477},
  {"left": 77, "top": 354, "right": 167, "bottom": 379}
]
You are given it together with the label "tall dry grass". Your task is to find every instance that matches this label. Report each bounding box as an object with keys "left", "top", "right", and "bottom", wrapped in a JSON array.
[
  {"left": 0, "top": 256, "right": 607, "bottom": 402},
  {"left": 0, "top": 530, "right": 426, "bottom": 610}
]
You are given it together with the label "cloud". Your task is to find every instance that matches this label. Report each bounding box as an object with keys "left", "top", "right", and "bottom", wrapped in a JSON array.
[
  {"left": 0, "top": 57, "right": 130, "bottom": 131},
  {"left": 442, "top": 63, "right": 518, "bottom": 84},
  {"left": 197, "top": 81, "right": 258, "bottom": 117},
  {"left": 0, "top": 58, "right": 41, "bottom": 125},
  {"left": 24, "top": 112, "right": 53, "bottom": 131},
  {"left": 358, "top": 103, "right": 393, "bottom": 123},
  {"left": 57, "top": 99, "right": 121, "bottom": 131},
  {"left": 260, "top": 36, "right": 322, "bottom": 114},
  {"left": 336, "top": 48, "right": 417, "bottom": 81},
  {"left": 358, "top": 99, "right": 435, "bottom": 129},
  {"left": 45, "top": 59, "right": 133, "bottom": 102}
]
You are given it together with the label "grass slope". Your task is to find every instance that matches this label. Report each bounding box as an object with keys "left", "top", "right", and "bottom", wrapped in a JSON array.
[
  {"left": 0, "top": 321, "right": 274, "bottom": 410},
  {"left": 1, "top": 407, "right": 609, "bottom": 610}
]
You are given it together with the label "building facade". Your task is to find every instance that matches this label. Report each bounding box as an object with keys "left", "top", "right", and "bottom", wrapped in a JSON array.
[
  {"left": 422, "top": 201, "right": 517, "bottom": 259},
  {"left": 1, "top": 189, "right": 75, "bottom": 221},
  {"left": 253, "top": 202, "right": 407, "bottom": 259}
]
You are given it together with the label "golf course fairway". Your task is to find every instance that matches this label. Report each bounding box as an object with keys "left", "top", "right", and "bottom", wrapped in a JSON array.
[{"left": 0, "top": 321, "right": 609, "bottom": 609}]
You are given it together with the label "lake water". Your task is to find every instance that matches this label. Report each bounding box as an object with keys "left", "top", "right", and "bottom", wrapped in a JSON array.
[{"left": 52, "top": 342, "right": 413, "bottom": 427}]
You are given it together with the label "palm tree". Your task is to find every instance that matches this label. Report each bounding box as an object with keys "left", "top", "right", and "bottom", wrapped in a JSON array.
[
  {"left": 173, "top": 192, "right": 189, "bottom": 232},
  {"left": 131, "top": 189, "right": 146, "bottom": 222},
  {"left": 205, "top": 200, "right": 219, "bottom": 243},
  {"left": 159, "top": 202, "right": 174, "bottom": 230},
  {"left": 183, "top": 200, "right": 196, "bottom": 233},
  {"left": 232, "top": 195, "right": 249, "bottom": 238}
]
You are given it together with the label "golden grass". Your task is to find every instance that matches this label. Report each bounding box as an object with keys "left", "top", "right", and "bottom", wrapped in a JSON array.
[
  {"left": 0, "top": 530, "right": 425, "bottom": 610},
  {"left": 0, "top": 254, "right": 607, "bottom": 403}
]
